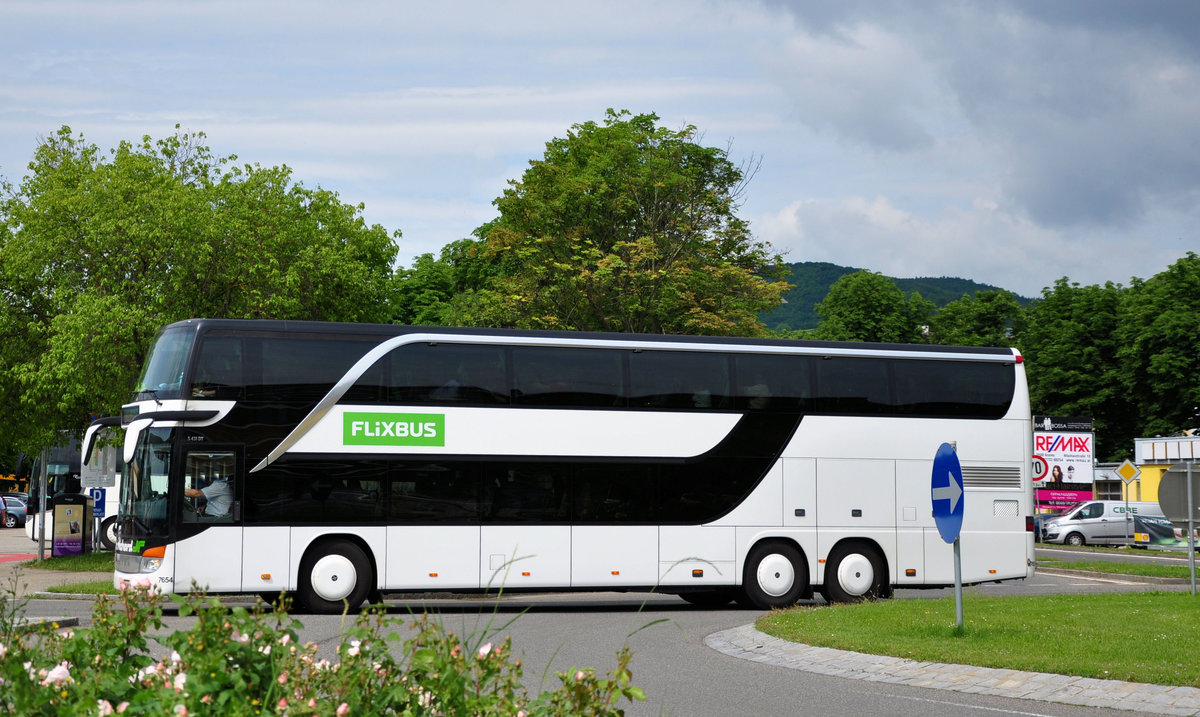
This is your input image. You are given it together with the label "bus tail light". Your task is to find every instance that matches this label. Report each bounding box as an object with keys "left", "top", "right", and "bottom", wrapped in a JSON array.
[{"left": 1025, "top": 516, "right": 1035, "bottom": 532}]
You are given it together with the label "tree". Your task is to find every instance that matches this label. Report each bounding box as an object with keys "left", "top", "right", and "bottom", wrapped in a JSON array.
[
  {"left": 0, "top": 126, "right": 399, "bottom": 452},
  {"left": 812, "top": 270, "right": 931, "bottom": 343},
  {"left": 1117, "top": 252, "right": 1200, "bottom": 438},
  {"left": 446, "top": 109, "right": 789, "bottom": 335},
  {"left": 1017, "top": 278, "right": 1134, "bottom": 461},
  {"left": 927, "top": 290, "right": 1025, "bottom": 347}
]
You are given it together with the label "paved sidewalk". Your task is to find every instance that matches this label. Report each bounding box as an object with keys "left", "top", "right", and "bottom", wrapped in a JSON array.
[
  {"left": 0, "top": 552, "right": 111, "bottom": 599},
  {"left": 706, "top": 624, "right": 1200, "bottom": 715}
]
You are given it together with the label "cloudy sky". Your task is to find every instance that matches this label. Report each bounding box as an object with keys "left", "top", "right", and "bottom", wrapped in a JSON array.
[{"left": 3, "top": 0, "right": 1198, "bottom": 297}]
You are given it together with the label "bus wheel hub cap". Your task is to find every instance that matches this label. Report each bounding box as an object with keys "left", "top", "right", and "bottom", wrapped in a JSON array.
[
  {"left": 757, "top": 554, "right": 795, "bottom": 597},
  {"left": 311, "top": 555, "right": 356, "bottom": 601},
  {"left": 838, "top": 554, "right": 874, "bottom": 595}
]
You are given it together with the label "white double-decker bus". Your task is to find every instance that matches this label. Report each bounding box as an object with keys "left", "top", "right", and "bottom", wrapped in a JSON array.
[{"left": 93, "top": 319, "right": 1034, "bottom": 612}]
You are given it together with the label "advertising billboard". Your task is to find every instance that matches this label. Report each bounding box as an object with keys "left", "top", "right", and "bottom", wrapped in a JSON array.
[{"left": 1034, "top": 415, "right": 1094, "bottom": 484}]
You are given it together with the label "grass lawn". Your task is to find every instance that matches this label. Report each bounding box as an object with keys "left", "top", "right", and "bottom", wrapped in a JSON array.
[
  {"left": 43, "top": 579, "right": 116, "bottom": 595},
  {"left": 1039, "top": 557, "right": 1196, "bottom": 579},
  {"left": 22, "top": 551, "right": 115, "bottom": 572},
  {"left": 758, "top": 591, "right": 1200, "bottom": 686}
]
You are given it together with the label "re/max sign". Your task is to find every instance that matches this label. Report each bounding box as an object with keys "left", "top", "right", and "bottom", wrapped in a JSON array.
[
  {"left": 1034, "top": 434, "right": 1091, "bottom": 452},
  {"left": 343, "top": 412, "right": 445, "bottom": 447}
]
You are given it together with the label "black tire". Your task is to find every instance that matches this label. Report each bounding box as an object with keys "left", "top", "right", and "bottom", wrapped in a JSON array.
[
  {"left": 296, "top": 539, "right": 374, "bottom": 614},
  {"left": 1065, "top": 532, "right": 1085, "bottom": 547},
  {"left": 99, "top": 516, "right": 119, "bottom": 550},
  {"left": 822, "top": 541, "right": 887, "bottom": 603},
  {"left": 740, "top": 541, "right": 808, "bottom": 610},
  {"left": 678, "top": 589, "right": 737, "bottom": 608}
]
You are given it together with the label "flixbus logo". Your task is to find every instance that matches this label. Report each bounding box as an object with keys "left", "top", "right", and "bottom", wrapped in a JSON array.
[{"left": 343, "top": 412, "right": 445, "bottom": 447}]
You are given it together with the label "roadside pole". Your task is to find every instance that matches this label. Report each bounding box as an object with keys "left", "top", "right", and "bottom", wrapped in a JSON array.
[
  {"left": 37, "top": 447, "right": 48, "bottom": 559},
  {"left": 1188, "top": 461, "right": 1196, "bottom": 595},
  {"left": 1157, "top": 460, "right": 1198, "bottom": 595},
  {"left": 932, "top": 442, "right": 965, "bottom": 630}
]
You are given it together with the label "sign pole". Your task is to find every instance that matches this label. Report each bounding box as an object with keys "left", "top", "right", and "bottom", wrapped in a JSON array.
[
  {"left": 931, "top": 441, "right": 966, "bottom": 630},
  {"left": 1188, "top": 461, "right": 1196, "bottom": 596},
  {"left": 37, "top": 447, "right": 48, "bottom": 560},
  {"left": 953, "top": 537, "right": 963, "bottom": 628}
]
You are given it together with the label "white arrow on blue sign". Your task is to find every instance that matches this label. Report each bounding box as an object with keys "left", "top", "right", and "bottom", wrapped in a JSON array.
[{"left": 931, "top": 442, "right": 965, "bottom": 543}]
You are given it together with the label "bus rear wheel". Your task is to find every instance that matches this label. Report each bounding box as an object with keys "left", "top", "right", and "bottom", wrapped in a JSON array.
[
  {"left": 740, "top": 541, "right": 808, "bottom": 610},
  {"left": 297, "top": 539, "right": 373, "bottom": 614},
  {"left": 822, "top": 541, "right": 886, "bottom": 603}
]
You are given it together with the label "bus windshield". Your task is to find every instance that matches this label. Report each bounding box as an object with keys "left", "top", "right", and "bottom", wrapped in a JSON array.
[
  {"left": 118, "top": 426, "right": 172, "bottom": 545},
  {"left": 134, "top": 326, "right": 195, "bottom": 400}
]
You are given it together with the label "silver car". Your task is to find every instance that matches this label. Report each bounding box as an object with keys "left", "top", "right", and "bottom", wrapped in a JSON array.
[{"left": 2, "top": 496, "right": 26, "bottom": 528}]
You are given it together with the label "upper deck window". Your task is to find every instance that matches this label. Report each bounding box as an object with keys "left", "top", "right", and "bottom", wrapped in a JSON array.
[{"left": 135, "top": 326, "right": 196, "bottom": 400}]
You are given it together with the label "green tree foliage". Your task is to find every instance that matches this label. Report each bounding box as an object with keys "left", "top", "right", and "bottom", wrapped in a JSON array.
[
  {"left": 393, "top": 236, "right": 503, "bottom": 326},
  {"left": 1017, "top": 278, "right": 1135, "bottom": 461},
  {"left": 0, "top": 126, "right": 398, "bottom": 452},
  {"left": 928, "top": 290, "right": 1025, "bottom": 347},
  {"left": 1117, "top": 252, "right": 1200, "bottom": 439},
  {"left": 445, "top": 109, "right": 790, "bottom": 335},
  {"left": 812, "top": 270, "right": 932, "bottom": 343}
]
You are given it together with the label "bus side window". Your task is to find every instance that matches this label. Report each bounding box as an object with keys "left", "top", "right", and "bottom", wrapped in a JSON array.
[
  {"left": 734, "top": 354, "right": 814, "bottom": 411},
  {"left": 630, "top": 351, "right": 731, "bottom": 409},
  {"left": 512, "top": 347, "right": 625, "bottom": 408},
  {"left": 183, "top": 451, "right": 236, "bottom": 523}
]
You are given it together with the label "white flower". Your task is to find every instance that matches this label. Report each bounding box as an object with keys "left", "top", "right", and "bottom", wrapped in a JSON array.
[
  {"left": 40, "top": 661, "right": 73, "bottom": 686},
  {"left": 477, "top": 642, "right": 492, "bottom": 659},
  {"left": 346, "top": 639, "right": 361, "bottom": 657},
  {"left": 173, "top": 672, "right": 187, "bottom": 691},
  {"left": 98, "top": 699, "right": 115, "bottom": 716}
]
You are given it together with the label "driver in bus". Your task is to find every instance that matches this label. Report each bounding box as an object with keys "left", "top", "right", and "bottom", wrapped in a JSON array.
[{"left": 184, "top": 478, "right": 233, "bottom": 519}]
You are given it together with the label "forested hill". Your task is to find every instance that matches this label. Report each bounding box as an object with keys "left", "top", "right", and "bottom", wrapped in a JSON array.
[{"left": 763, "top": 261, "right": 1033, "bottom": 331}]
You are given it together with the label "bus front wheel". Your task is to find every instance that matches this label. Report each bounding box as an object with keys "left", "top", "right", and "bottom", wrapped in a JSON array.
[
  {"left": 822, "top": 541, "right": 886, "bottom": 603},
  {"left": 297, "top": 539, "right": 373, "bottom": 614},
  {"left": 740, "top": 541, "right": 808, "bottom": 609},
  {"left": 99, "top": 517, "right": 118, "bottom": 550}
]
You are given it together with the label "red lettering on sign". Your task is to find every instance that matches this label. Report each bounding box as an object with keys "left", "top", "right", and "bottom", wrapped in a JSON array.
[{"left": 1034, "top": 434, "right": 1090, "bottom": 452}]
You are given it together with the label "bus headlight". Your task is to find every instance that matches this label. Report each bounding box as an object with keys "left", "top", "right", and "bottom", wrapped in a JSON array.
[{"left": 115, "top": 552, "right": 164, "bottom": 574}]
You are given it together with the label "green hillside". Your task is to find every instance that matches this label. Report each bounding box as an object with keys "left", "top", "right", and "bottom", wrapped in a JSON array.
[{"left": 763, "top": 262, "right": 1031, "bottom": 332}]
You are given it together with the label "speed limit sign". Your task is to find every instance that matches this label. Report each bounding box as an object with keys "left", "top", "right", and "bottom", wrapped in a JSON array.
[{"left": 1032, "top": 454, "right": 1049, "bottom": 481}]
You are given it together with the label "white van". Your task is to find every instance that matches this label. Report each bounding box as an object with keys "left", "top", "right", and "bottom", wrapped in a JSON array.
[{"left": 1043, "top": 501, "right": 1166, "bottom": 546}]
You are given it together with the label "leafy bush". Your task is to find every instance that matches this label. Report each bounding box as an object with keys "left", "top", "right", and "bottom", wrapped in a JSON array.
[{"left": 0, "top": 574, "right": 644, "bottom": 715}]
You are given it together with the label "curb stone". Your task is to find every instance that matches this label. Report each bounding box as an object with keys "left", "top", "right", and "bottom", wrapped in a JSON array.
[{"left": 705, "top": 624, "right": 1200, "bottom": 715}]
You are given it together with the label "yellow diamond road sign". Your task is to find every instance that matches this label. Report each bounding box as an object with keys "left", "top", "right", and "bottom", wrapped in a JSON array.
[{"left": 1116, "top": 459, "right": 1140, "bottom": 484}]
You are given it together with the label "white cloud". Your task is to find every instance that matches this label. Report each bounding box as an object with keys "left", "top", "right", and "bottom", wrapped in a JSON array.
[{"left": 1, "top": 0, "right": 1197, "bottom": 297}]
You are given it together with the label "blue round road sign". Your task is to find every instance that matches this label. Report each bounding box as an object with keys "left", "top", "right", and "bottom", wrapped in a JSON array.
[{"left": 931, "top": 442, "right": 965, "bottom": 543}]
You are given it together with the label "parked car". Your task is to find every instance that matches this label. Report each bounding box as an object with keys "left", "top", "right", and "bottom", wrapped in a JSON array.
[
  {"left": 2, "top": 496, "right": 27, "bottom": 528},
  {"left": 1043, "top": 500, "right": 1166, "bottom": 546}
]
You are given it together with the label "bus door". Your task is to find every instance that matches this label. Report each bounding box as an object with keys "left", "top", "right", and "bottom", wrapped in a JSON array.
[{"left": 173, "top": 446, "right": 243, "bottom": 593}]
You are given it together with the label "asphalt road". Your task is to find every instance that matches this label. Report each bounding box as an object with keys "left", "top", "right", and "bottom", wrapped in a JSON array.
[{"left": 6, "top": 525, "right": 1183, "bottom": 717}]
